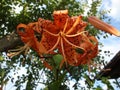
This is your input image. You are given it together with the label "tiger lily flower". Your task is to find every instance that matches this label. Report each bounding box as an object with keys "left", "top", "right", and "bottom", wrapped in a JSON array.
[{"left": 16, "top": 10, "right": 120, "bottom": 70}]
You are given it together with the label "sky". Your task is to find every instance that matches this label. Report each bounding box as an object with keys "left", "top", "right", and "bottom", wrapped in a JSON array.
[
  {"left": 102, "top": 0, "right": 120, "bottom": 21},
  {"left": 94, "top": 0, "right": 120, "bottom": 89},
  {"left": 99, "top": 0, "right": 120, "bottom": 62},
  {"left": 3, "top": 0, "right": 120, "bottom": 90}
]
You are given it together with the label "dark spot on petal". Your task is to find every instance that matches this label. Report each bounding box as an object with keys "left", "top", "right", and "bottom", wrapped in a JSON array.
[
  {"left": 75, "top": 48, "right": 84, "bottom": 54},
  {"left": 18, "top": 27, "right": 25, "bottom": 33}
]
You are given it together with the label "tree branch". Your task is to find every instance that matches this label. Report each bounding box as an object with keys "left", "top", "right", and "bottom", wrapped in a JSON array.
[
  {"left": 96, "top": 51, "right": 120, "bottom": 79},
  {"left": 0, "top": 32, "right": 24, "bottom": 52}
]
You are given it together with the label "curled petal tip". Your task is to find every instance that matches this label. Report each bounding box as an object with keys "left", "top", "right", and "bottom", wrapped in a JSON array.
[
  {"left": 88, "top": 16, "right": 120, "bottom": 37},
  {"left": 53, "top": 10, "right": 68, "bottom": 15}
]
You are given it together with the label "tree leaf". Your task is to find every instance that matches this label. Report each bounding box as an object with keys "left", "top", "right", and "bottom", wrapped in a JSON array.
[{"left": 53, "top": 54, "right": 63, "bottom": 68}]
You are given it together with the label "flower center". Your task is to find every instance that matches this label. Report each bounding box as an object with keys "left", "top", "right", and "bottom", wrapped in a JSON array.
[{"left": 59, "top": 31, "right": 65, "bottom": 37}]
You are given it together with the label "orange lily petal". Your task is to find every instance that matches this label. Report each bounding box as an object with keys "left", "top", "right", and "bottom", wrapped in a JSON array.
[
  {"left": 88, "top": 16, "right": 120, "bottom": 36},
  {"left": 17, "top": 10, "right": 100, "bottom": 69}
]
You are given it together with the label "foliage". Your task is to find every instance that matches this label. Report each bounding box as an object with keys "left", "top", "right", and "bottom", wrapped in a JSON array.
[{"left": 0, "top": 0, "right": 119, "bottom": 90}]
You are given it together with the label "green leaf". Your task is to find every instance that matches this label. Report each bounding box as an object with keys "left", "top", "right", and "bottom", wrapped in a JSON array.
[
  {"left": 0, "top": 55, "right": 4, "bottom": 61},
  {"left": 48, "top": 70, "right": 67, "bottom": 90},
  {"left": 53, "top": 54, "right": 63, "bottom": 68},
  {"left": 48, "top": 80, "right": 61, "bottom": 90},
  {"left": 43, "top": 86, "right": 49, "bottom": 90},
  {"left": 3, "top": 78, "right": 9, "bottom": 85}
]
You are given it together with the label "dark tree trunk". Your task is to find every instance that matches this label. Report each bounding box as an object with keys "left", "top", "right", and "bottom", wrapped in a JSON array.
[
  {"left": 96, "top": 51, "right": 120, "bottom": 79},
  {"left": 0, "top": 32, "right": 24, "bottom": 52}
]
